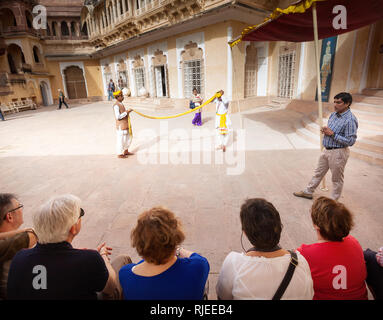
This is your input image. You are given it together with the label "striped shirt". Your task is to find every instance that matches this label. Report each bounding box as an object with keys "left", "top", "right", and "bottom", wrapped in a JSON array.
[{"left": 323, "top": 108, "right": 358, "bottom": 148}]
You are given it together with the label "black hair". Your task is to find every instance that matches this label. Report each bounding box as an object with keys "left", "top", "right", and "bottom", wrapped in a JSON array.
[{"left": 334, "top": 92, "right": 352, "bottom": 107}]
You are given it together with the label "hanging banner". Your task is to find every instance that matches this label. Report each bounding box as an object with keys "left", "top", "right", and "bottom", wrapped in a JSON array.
[{"left": 316, "top": 36, "right": 337, "bottom": 102}]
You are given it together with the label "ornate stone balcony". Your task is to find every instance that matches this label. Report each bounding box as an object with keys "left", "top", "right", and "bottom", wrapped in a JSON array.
[
  {"left": 2, "top": 26, "right": 43, "bottom": 38},
  {"left": 0, "top": 72, "right": 12, "bottom": 96},
  {"left": 7, "top": 73, "right": 26, "bottom": 84}
]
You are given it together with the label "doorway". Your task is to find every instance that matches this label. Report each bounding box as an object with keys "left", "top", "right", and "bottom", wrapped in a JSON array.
[{"left": 154, "top": 65, "right": 167, "bottom": 97}]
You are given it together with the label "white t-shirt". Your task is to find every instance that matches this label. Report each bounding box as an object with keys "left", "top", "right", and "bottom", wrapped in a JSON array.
[{"left": 216, "top": 251, "right": 314, "bottom": 300}]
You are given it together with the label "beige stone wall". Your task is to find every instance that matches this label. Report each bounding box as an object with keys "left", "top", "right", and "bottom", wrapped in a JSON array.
[
  {"left": 345, "top": 26, "right": 370, "bottom": 94},
  {"left": 366, "top": 20, "right": 383, "bottom": 89},
  {"left": 83, "top": 59, "right": 104, "bottom": 97},
  {"left": 229, "top": 21, "right": 248, "bottom": 102},
  {"left": 167, "top": 37, "right": 178, "bottom": 99},
  {"left": 300, "top": 41, "right": 318, "bottom": 100},
  {"left": 204, "top": 22, "right": 228, "bottom": 98},
  {"left": 46, "top": 60, "right": 65, "bottom": 100}
]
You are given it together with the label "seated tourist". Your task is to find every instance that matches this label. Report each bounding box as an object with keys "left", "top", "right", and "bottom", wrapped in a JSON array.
[
  {"left": 216, "top": 198, "right": 314, "bottom": 300},
  {"left": 119, "top": 207, "right": 210, "bottom": 300},
  {"left": 297, "top": 196, "right": 368, "bottom": 300},
  {"left": 7, "top": 194, "right": 130, "bottom": 300},
  {"left": 364, "top": 247, "right": 383, "bottom": 300},
  {"left": 0, "top": 193, "right": 37, "bottom": 299}
]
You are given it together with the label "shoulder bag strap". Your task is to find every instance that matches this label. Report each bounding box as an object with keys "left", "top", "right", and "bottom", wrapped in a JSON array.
[{"left": 272, "top": 250, "right": 298, "bottom": 300}]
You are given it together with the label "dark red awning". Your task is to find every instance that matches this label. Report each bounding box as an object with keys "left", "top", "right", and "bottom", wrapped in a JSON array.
[{"left": 231, "top": 0, "right": 383, "bottom": 45}]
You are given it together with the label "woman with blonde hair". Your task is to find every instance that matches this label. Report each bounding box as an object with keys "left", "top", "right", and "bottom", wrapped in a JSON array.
[{"left": 119, "top": 207, "right": 210, "bottom": 300}]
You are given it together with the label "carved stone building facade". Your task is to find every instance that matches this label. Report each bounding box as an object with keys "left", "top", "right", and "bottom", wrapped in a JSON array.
[{"left": 0, "top": 0, "right": 382, "bottom": 110}]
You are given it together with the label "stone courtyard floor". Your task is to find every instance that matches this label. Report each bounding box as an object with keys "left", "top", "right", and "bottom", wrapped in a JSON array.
[{"left": 1, "top": 101, "right": 382, "bottom": 299}]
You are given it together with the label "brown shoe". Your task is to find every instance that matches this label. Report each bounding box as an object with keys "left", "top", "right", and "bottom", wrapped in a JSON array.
[
  {"left": 117, "top": 155, "right": 127, "bottom": 159},
  {"left": 293, "top": 191, "right": 313, "bottom": 199}
]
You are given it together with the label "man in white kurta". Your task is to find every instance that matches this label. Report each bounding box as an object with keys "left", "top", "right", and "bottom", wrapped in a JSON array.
[
  {"left": 215, "top": 90, "right": 231, "bottom": 152},
  {"left": 113, "top": 90, "right": 133, "bottom": 158}
]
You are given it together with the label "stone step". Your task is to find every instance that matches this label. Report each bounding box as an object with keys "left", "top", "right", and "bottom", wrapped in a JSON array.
[
  {"left": 353, "top": 94, "right": 383, "bottom": 106},
  {"left": 308, "top": 111, "right": 383, "bottom": 131},
  {"left": 362, "top": 88, "right": 383, "bottom": 97},
  {"left": 294, "top": 119, "right": 383, "bottom": 166},
  {"left": 302, "top": 115, "right": 382, "bottom": 139}
]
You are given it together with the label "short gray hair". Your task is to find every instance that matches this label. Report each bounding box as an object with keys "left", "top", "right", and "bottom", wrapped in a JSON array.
[{"left": 33, "top": 194, "right": 81, "bottom": 244}]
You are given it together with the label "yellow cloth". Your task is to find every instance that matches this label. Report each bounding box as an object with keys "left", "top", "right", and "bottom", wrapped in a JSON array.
[
  {"left": 217, "top": 113, "right": 228, "bottom": 135},
  {"left": 113, "top": 90, "right": 122, "bottom": 97},
  {"left": 127, "top": 115, "right": 132, "bottom": 137},
  {"left": 229, "top": 0, "right": 327, "bottom": 47},
  {"left": 132, "top": 91, "right": 222, "bottom": 120}
]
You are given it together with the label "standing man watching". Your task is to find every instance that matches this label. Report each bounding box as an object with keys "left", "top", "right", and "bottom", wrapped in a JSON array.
[
  {"left": 108, "top": 79, "right": 116, "bottom": 101},
  {"left": 58, "top": 89, "right": 69, "bottom": 109},
  {"left": 0, "top": 193, "right": 37, "bottom": 299},
  {"left": 113, "top": 90, "right": 134, "bottom": 159},
  {"left": 294, "top": 92, "right": 358, "bottom": 201}
]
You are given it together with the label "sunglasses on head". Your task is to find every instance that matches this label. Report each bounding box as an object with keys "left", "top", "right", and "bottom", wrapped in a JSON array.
[{"left": 79, "top": 208, "right": 85, "bottom": 219}]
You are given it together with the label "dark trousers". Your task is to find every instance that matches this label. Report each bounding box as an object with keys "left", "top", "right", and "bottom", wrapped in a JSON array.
[
  {"left": 59, "top": 98, "right": 69, "bottom": 109},
  {"left": 364, "top": 249, "right": 383, "bottom": 300},
  {"left": 0, "top": 109, "right": 4, "bottom": 121}
]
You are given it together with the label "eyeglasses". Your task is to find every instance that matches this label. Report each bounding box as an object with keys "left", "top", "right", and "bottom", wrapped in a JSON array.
[
  {"left": 79, "top": 208, "right": 85, "bottom": 219},
  {"left": 3, "top": 204, "right": 24, "bottom": 220}
]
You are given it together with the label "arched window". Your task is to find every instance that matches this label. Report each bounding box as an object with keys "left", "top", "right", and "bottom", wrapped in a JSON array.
[
  {"left": 33, "top": 46, "right": 40, "bottom": 63},
  {"left": 0, "top": 8, "right": 17, "bottom": 29},
  {"left": 61, "top": 21, "right": 69, "bottom": 36}
]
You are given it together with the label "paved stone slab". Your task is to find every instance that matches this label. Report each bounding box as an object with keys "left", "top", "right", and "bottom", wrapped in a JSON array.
[{"left": 1, "top": 102, "right": 382, "bottom": 299}]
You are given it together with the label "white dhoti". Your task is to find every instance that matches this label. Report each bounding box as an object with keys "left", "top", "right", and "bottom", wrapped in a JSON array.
[
  {"left": 215, "top": 113, "right": 231, "bottom": 147},
  {"left": 116, "top": 128, "right": 132, "bottom": 155}
]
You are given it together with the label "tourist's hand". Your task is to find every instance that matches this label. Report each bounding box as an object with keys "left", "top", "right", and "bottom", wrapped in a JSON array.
[{"left": 97, "top": 242, "right": 113, "bottom": 260}]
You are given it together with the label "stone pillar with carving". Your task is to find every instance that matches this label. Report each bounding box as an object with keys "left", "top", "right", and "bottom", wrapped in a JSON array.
[
  {"left": 122, "top": 0, "right": 126, "bottom": 14},
  {"left": 113, "top": 0, "right": 118, "bottom": 23},
  {"left": 57, "top": 21, "right": 62, "bottom": 37},
  {"left": 102, "top": 11, "right": 106, "bottom": 30},
  {"left": 117, "top": 0, "right": 121, "bottom": 19}
]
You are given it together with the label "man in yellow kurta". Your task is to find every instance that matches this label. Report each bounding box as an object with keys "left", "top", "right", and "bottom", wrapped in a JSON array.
[{"left": 113, "top": 90, "right": 133, "bottom": 158}]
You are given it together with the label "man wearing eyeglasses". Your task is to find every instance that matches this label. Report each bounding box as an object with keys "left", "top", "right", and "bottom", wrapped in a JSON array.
[
  {"left": 0, "top": 193, "right": 37, "bottom": 299},
  {"left": 294, "top": 92, "right": 358, "bottom": 201}
]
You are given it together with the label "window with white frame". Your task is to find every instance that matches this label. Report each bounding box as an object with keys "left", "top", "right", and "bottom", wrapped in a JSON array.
[
  {"left": 183, "top": 59, "right": 204, "bottom": 99},
  {"left": 134, "top": 67, "right": 145, "bottom": 92},
  {"left": 278, "top": 51, "right": 296, "bottom": 99}
]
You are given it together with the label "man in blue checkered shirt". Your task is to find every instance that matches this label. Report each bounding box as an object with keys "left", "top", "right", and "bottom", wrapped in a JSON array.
[{"left": 294, "top": 92, "right": 358, "bottom": 201}]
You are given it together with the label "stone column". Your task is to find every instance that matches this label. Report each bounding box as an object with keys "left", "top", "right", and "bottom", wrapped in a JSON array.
[
  {"left": 117, "top": 0, "right": 121, "bottom": 18},
  {"left": 113, "top": 0, "right": 118, "bottom": 22},
  {"left": 102, "top": 11, "right": 106, "bottom": 30},
  {"left": 67, "top": 21, "right": 72, "bottom": 36},
  {"left": 122, "top": 0, "right": 126, "bottom": 14},
  {"left": 76, "top": 22, "right": 80, "bottom": 37},
  {"left": 57, "top": 21, "right": 62, "bottom": 37}
]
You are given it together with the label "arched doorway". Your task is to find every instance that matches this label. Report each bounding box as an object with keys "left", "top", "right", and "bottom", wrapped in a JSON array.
[
  {"left": 40, "top": 82, "right": 49, "bottom": 106},
  {"left": 64, "top": 66, "right": 87, "bottom": 99}
]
